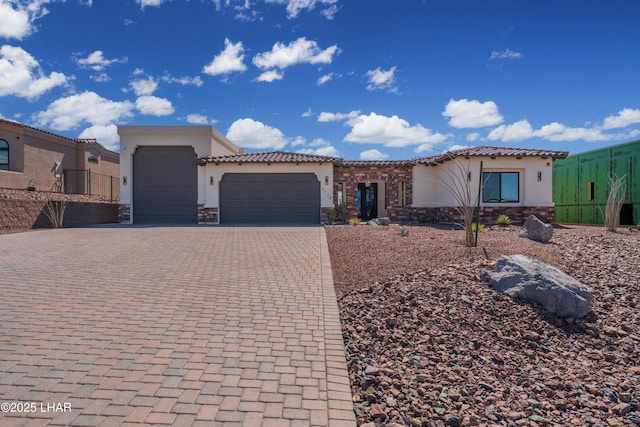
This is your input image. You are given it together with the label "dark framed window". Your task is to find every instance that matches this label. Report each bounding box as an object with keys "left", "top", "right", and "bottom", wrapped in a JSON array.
[
  {"left": 482, "top": 172, "right": 519, "bottom": 203},
  {"left": 0, "top": 139, "right": 8, "bottom": 171}
]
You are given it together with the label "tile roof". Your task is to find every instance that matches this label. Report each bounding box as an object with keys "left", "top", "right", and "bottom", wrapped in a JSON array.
[
  {"left": 339, "top": 159, "right": 415, "bottom": 167},
  {"left": 415, "top": 146, "right": 569, "bottom": 165},
  {"left": 198, "top": 151, "right": 341, "bottom": 165}
]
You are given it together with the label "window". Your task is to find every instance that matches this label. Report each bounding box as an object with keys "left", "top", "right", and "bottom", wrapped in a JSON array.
[
  {"left": 0, "top": 139, "right": 8, "bottom": 171},
  {"left": 482, "top": 172, "right": 519, "bottom": 203},
  {"left": 399, "top": 181, "right": 407, "bottom": 206},
  {"left": 337, "top": 183, "right": 344, "bottom": 206}
]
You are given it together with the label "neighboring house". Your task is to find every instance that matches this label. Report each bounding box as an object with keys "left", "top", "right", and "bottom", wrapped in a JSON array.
[
  {"left": 119, "top": 125, "right": 568, "bottom": 225},
  {"left": 0, "top": 119, "right": 119, "bottom": 199},
  {"left": 553, "top": 140, "right": 639, "bottom": 225}
]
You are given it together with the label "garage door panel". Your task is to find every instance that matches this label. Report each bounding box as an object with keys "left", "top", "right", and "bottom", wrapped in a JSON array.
[
  {"left": 133, "top": 146, "right": 197, "bottom": 224},
  {"left": 220, "top": 173, "right": 320, "bottom": 224}
]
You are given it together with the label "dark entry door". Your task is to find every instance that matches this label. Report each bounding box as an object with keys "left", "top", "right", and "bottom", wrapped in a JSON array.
[{"left": 357, "top": 183, "right": 378, "bottom": 220}]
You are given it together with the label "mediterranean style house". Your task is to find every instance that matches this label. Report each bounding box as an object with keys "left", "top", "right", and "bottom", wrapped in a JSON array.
[
  {"left": 118, "top": 125, "right": 568, "bottom": 225},
  {"left": 0, "top": 119, "right": 119, "bottom": 199}
]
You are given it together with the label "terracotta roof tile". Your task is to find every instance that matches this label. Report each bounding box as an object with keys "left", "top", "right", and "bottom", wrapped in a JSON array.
[
  {"left": 415, "top": 146, "right": 568, "bottom": 165},
  {"left": 198, "top": 151, "right": 341, "bottom": 164},
  {"left": 339, "top": 159, "right": 415, "bottom": 167}
]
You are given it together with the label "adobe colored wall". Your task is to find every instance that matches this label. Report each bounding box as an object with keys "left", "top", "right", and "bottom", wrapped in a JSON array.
[{"left": 0, "top": 189, "right": 118, "bottom": 232}]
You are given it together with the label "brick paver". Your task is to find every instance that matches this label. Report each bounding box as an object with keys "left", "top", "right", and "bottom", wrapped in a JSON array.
[{"left": 0, "top": 227, "right": 356, "bottom": 426}]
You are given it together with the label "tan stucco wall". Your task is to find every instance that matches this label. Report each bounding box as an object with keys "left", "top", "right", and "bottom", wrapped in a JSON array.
[
  {"left": 202, "top": 163, "right": 335, "bottom": 210},
  {"left": 118, "top": 126, "right": 241, "bottom": 208},
  {"left": 412, "top": 157, "right": 554, "bottom": 208}
]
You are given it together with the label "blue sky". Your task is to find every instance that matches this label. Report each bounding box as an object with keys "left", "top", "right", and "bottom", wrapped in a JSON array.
[{"left": 1, "top": 0, "right": 639, "bottom": 160}]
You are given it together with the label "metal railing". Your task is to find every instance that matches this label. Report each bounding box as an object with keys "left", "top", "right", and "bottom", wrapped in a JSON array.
[{"left": 63, "top": 170, "right": 119, "bottom": 201}]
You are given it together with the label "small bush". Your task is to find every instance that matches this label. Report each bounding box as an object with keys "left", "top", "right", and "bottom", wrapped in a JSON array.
[
  {"left": 399, "top": 228, "right": 409, "bottom": 237},
  {"left": 496, "top": 214, "right": 511, "bottom": 226},
  {"left": 471, "top": 222, "right": 485, "bottom": 233},
  {"left": 349, "top": 217, "right": 361, "bottom": 226},
  {"left": 329, "top": 208, "right": 337, "bottom": 224}
]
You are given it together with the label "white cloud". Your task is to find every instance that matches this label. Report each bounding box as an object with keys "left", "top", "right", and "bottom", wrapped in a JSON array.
[
  {"left": 486, "top": 117, "right": 638, "bottom": 143},
  {"left": 359, "top": 149, "right": 388, "bottom": 161},
  {"left": 135, "top": 95, "right": 174, "bottom": 116},
  {"left": 317, "top": 73, "right": 333, "bottom": 85},
  {"left": 301, "top": 108, "right": 313, "bottom": 118},
  {"left": 602, "top": 108, "right": 640, "bottom": 129},
  {"left": 129, "top": 76, "right": 158, "bottom": 96},
  {"left": 35, "top": 91, "right": 134, "bottom": 131},
  {"left": 90, "top": 72, "right": 110, "bottom": 82},
  {"left": 252, "top": 37, "right": 339, "bottom": 70},
  {"left": 487, "top": 119, "right": 534, "bottom": 142},
  {"left": 489, "top": 48, "right": 523, "bottom": 60},
  {"left": 0, "top": 45, "right": 68, "bottom": 100},
  {"left": 295, "top": 138, "right": 339, "bottom": 157},
  {"left": 161, "top": 74, "right": 204, "bottom": 87},
  {"left": 466, "top": 132, "right": 480, "bottom": 142},
  {"left": 203, "top": 38, "right": 247, "bottom": 77},
  {"left": 365, "top": 66, "right": 397, "bottom": 92},
  {"left": 136, "top": 0, "right": 165, "bottom": 8},
  {"left": 76, "top": 50, "right": 126, "bottom": 71},
  {"left": 0, "top": 0, "right": 51, "bottom": 40},
  {"left": 78, "top": 124, "right": 120, "bottom": 151},
  {"left": 443, "top": 99, "right": 504, "bottom": 128},
  {"left": 344, "top": 112, "right": 450, "bottom": 149},
  {"left": 256, "top": 70, "right": 284, "bottom": 82},
  {"left": 317, "top": 110, "right": 360, "bottom": 122},
  {"left": 263, "top": 0, "right": 339, "bottom": 19},
  {"left": 186, "top": 114, "right": 211, "bottom": 124},
  {"left": 226, "top": 118, "right": 288, "bottom": 150}
]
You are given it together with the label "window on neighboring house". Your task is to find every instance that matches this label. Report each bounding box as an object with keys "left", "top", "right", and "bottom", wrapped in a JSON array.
[
  {"left": 0, "top": 139, "right": 8, "bottom": 171},
  {"left": 88, "top": 155, "right": 99, "bottom": 164},
  {"left": 482, "top": 172, "right": 519, "bottom": 203},
  {"left": 399, "top": 181, "right": 407, "bottom": 206}
]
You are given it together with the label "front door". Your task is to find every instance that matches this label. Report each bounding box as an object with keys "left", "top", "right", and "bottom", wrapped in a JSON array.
[{"left": 357, "top": 182, "right": 378, "bottom": 220}]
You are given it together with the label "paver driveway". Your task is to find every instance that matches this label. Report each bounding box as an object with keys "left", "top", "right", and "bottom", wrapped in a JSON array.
[{"left": 0, "top": 226, "right": 356, "bottom": 426}]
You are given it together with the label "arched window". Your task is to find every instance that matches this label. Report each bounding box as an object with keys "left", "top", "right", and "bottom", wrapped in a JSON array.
[{"left": 0, "top": 139, "right": 8, "bottom": 171}]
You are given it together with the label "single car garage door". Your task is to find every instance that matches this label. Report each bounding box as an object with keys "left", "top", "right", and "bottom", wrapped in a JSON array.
[
  {"left": 133, "top": 146, "right": 197, "bottom": 224},
  {"left": 220, "top": 173, "right": 320, "bottom": 224}
]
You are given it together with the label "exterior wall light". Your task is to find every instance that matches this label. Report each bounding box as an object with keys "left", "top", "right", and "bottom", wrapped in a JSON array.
[
  {"left": 210, "top": 176, "right": 214, "bottom": 185},
  {"left": 537, "top": 171, "right": 542, "bottom": 182},
  {"left": 123, "top": 176, "right": 127, "bottom": 185},
  {"left": 325, "top": 176, "right": 329, "bottom": 185}
]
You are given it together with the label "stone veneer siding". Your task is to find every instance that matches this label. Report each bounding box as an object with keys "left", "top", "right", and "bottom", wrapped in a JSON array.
[
  {"left": 198, "top": 205, "right": 219, "bottom": 224},
  {"left": 118, "top": 204, "right": 130, "bottom": 223},
  {"left": 409, "top": 205, "right": 555, "bottom": 224},
  {"left": 333, "top": 164, "right": 413, "bottom": 222}
]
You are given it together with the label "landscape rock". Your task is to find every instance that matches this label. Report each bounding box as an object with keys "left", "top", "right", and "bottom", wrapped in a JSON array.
[
  {"left": 520, "top": 214, "right": 554, "bottom": 243},
  {"left": 327, "top": 225, "right": 640, "bottom": 426},
  {"left": 379, "top": 217, "right": 391, "bottom": 226},
  {"left": 483, "top": 254, "right": 593, "bottom": 318}
]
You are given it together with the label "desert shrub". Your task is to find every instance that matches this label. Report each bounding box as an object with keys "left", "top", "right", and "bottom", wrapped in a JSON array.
[
  {"left": 604, "top": 173, "right": 626, "bottom": 232},
  {"left": 399, "top": 228, "right": 409, "bottom": 237},
  {"left": 329, "top": 208, "right": 337, "bottom": 224},
  {"left": 471, "top": 222, "right": 485, "bottom": 233},
  {"left": 44, "top": 200, "right": 68, "bottom": 228},
  {"left": 349, "top": 217, "right": 361, "bottom": 226},
  {"left": 496, "top": 214, "right": 511, "bottom": 226}
]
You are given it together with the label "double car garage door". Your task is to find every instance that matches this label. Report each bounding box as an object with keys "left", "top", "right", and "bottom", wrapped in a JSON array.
[
  {"left": 219, "top": 173, "right": 320, "bottom": 224},
  {"left": 133, "top": 147, "right": 320, "bottom": 224}
]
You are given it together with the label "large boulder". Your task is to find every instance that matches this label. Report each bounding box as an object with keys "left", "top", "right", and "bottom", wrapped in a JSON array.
[
  {"left": 520, "top": 214, "right": 553, "bottom": 243},
  {"left": 483, "top": 254, "right": 593, "bottom": 319}
]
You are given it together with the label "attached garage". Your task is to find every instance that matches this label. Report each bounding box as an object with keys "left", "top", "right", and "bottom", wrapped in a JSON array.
[
  {"left": 220, "top": 173, "right": 320, "bottom": 224},
  {"left": 133, "top": 146, "right": 197, "bottom": 223}
]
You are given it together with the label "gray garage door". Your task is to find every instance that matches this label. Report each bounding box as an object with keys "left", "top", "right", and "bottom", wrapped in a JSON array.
[
  {"left": 133, "top": 146, "right": 197, "bottom": 224},
  {"left": 220, "top": 173, "right": 320, "bottom": 224}
]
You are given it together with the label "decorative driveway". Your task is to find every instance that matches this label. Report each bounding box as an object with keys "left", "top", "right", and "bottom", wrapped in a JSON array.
[{"left": 0, "top": 226, "right": 356, "bottom": 426}]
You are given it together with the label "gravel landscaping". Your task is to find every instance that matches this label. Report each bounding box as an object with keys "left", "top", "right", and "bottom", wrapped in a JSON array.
[{"left": 326, "top": 224, "right": 640, "bottom": 427}]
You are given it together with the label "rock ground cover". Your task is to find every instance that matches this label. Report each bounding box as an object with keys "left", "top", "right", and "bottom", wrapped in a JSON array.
[{"left": 326, "top": 224, "right": 640, "bottom": 426}]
